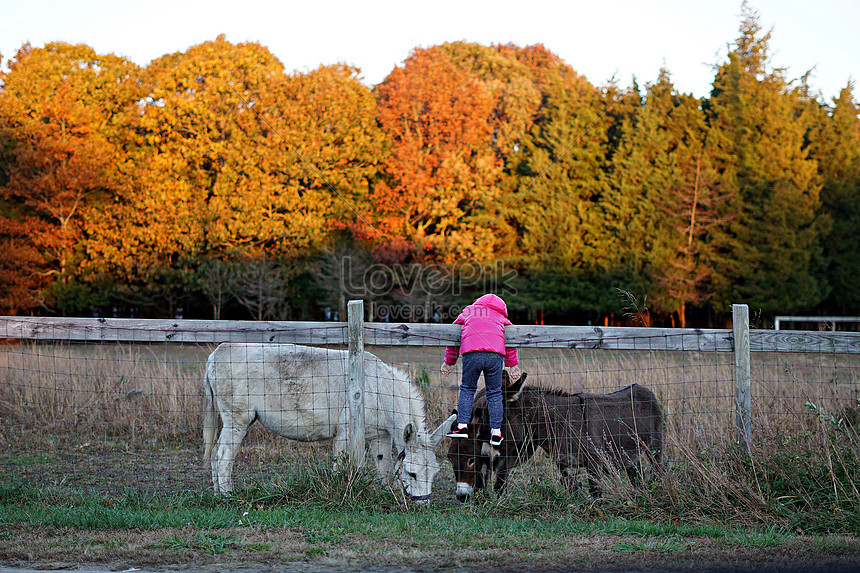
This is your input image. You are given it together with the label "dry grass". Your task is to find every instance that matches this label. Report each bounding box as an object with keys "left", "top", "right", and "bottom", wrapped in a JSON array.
[{"left": 0, "top": 342, "right": 208, "bottom": 446}]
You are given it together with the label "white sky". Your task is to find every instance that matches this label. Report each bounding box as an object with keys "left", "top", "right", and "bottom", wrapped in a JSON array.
[{"left": 1, "top": 0, "right": 858, "bottom": 101}]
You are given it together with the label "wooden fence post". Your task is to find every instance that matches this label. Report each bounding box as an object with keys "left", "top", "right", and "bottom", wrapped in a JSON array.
[
  {"left": 733, "top": 303, "right": 753, "bottom": 455},
  {"left": 347, "top": 299, "right": 366, "bottom": 467}
]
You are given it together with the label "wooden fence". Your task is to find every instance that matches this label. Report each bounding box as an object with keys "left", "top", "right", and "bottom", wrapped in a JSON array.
[{"left": 3, "top": 303, "right": 859, "bottom": 467}]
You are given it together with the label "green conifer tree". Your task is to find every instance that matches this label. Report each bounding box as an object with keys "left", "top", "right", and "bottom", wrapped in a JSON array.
[
  {"left": 503, "top": 66, "right": 617, "bottom": 312},
  {"left": 704, "top": 3, "right": 828, "bottom": 313},
  {"left": 604, "top": 70, "right": 730, "bottom": 327},
  {"left": 808, "top": 84, "right": 860, "bottom": 313}
]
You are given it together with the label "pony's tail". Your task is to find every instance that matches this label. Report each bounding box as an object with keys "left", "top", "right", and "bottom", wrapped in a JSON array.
[{"left": 202, "top": 361, "right": 218, "bottom": 465}]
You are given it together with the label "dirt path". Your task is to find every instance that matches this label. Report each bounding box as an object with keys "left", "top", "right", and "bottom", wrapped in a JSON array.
[{"left": 1, "top": 525, "right": 859, "bottom": 572}]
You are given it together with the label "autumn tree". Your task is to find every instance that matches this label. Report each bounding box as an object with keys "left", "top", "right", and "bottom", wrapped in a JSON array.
[
  {"left": 0, "top": 217, "right": 45, "bottom": 313},
  {"left": 704, "top": 4, "right": 828, "bottom": 313},
  {"left": 0, "top": 125, "right": 44, "bottom": 313},
  {"left": 0, "top": 42, "right": 141, "bottom": 313},
  {"left": 373, "top": 45, "right": 503, "bottom": 263},
  {"left": 436, "top": 42, "right": 546, "bottom": 164},
  {"left": 84, "top": 36, "right": 386, "bottom": 302}
]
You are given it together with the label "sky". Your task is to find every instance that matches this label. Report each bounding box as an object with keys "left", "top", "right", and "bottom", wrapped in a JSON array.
[{"left": 1, "top": 0, "right": 858, "bottom": 101}]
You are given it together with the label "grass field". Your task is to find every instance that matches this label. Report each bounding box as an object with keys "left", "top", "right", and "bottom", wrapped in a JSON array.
[
  {"left": 1, "top": 470, "right": 859, "bottom": 572},
  {"left": 0, "top": 338, "right": 858, "bottom": 570}
]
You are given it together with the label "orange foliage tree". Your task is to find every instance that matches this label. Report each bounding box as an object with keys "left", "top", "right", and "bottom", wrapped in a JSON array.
[
  {"left": 0, "top": 43, "right": 141, "bottom": 313},
  {"left": 372, "top": 45, "right": 503, "bottom": 263}
]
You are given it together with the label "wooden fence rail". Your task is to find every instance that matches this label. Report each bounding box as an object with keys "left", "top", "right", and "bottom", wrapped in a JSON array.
[{"left": 3, "top": 315, "right": 859, "bottom": 353}]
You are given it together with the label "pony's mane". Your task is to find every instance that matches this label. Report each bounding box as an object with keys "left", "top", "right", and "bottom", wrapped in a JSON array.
[
  {"left": 390, "top": 365, "right": 428, "bottom": 429},
  {"left": 521, "top": 384, "right": 575, "bottom": 398}
]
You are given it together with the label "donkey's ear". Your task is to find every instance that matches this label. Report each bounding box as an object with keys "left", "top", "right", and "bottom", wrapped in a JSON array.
[
  {"left": 429, "top": 413, "right": 457, "bottom": 448},
  {"left": 504, "top": 372, "right": 527, "bottom": 403},
  {"left": 502, "top": 370, "right": 511, "bottom": 385},
  {"left": 403, "top": 422, "right": 415, "bottom": 444}
]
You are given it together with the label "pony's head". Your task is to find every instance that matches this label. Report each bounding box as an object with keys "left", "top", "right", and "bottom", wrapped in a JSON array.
[{"left": 396, "top": 413, "right": 456, "bottom": 504}]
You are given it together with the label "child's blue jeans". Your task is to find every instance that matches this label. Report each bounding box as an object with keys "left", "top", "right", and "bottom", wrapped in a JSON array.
[{"left": 456, "top": 351, "right": 504, "bottom": 430}]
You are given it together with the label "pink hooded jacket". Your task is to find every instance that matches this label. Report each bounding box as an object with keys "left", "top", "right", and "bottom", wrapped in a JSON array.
[{"left": 444, "top": 294, "right": 519, "bottom": 367}]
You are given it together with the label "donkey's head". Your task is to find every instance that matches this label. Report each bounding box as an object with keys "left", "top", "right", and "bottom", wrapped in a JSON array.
[
  {"left": 396, "top": 413, "right": 457, "bottom": 504},
  {"left": 447, "top": 372, "right": 530, "bottom": 502},
  {"left": 446, "top": 407, "right": 493, "bottom": 502}
]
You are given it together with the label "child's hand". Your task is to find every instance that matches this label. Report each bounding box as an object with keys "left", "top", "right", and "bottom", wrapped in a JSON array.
[
  {"left": 440, "top": 362, "right": 453, "bottom": 377},
  {"left": 509, "top": 364, "right": 522, "bottom": 381}
]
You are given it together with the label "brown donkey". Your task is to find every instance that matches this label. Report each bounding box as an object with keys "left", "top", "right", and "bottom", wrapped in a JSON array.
[{"left": 447, "top": 372, "right": 663, "bottom": 501}]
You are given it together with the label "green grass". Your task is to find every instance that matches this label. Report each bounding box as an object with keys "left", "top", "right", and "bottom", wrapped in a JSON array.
[
  {"left": 0, "top": 480, "right": 804, "bottom": 551},
  {"left": 716, "top": 526, "right": 789, "bottom": 548},
  {"left": 3, "top": 479, "right": 857, "bottom": 573}
]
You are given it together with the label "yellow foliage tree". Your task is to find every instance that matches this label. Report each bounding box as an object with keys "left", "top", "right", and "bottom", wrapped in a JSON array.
[{"left": 85, "top": 36, "right": 386, "bottom": 285}]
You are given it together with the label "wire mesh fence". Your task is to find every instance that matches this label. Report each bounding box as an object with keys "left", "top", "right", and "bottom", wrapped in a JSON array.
[{"left": 1, "top": 314, "right": 858, "bottom": 505}]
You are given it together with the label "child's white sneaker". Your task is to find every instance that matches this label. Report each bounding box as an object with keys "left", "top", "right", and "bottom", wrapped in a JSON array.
[{"left": 489, "top": 429, "right": 503, "bottom": 447}]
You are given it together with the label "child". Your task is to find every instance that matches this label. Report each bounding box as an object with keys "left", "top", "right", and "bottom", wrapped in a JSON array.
[{"left": 441, "top": 293, "right": 521, "bottom": 446}]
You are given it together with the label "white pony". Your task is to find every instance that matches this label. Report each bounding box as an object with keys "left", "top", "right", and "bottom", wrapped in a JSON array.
[{"left": 203, "top": 343, "right": 455, "bottom": 501}]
